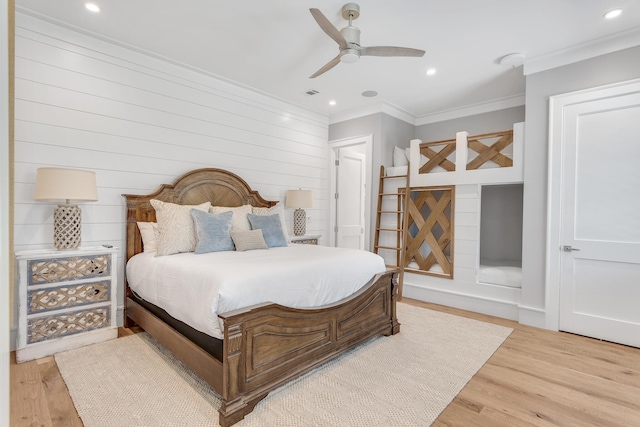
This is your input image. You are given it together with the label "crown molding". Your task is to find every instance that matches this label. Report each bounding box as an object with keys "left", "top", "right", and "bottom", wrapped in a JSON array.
[
  {"left": 524, "top": 26, "right": 640, "bottom": 75},
  {"left": 414, "top": 94, "right": 525, "bottom": 126},
  {"left": 328, "top": 101, "right": 416, "bottom": 126}
]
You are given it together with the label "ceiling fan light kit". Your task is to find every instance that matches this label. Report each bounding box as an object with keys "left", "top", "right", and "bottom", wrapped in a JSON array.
[{"left": 309, "top": 3, "right": 425, "bottom": 78}]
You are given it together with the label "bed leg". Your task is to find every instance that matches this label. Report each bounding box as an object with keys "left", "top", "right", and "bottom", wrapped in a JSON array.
[
  {"left": 218, "top": 393, "right": 268, "bottom": 427},
  {"left": 385, "top": 271, "right": 401, "bottom": 336}
]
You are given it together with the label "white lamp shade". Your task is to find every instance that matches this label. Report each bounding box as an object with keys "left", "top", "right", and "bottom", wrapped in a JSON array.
[
  {"left": 33, "top": 167, "right": 98, "bottom": 202},
  {"left": 285, "top": 190, "right": 313, "bottom": 208}
]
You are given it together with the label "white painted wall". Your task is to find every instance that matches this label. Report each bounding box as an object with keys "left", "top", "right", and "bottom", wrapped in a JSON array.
[
  {"left": 1, "top": 0, "right": 10, "bottom": 421},
  {"left": 12, "top": 13, "right": 330, "bottom": 334}
]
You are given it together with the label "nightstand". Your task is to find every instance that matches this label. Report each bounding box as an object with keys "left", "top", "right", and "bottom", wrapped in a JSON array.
[
  {"left": 290, "top": 235, "right": 321, "bottom": 245},
  {"left": 15, "top": 246, "right": 118, "bottom": 363}
]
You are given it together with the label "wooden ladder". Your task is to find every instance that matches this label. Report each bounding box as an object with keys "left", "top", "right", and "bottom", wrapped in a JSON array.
[{"left": 373, "top": 165, "right": 410, "bottom": 296}]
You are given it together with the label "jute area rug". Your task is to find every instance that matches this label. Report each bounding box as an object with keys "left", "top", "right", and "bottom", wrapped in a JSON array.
[{"left": 55, "top": 303, "right": 512, "bottom": 426}]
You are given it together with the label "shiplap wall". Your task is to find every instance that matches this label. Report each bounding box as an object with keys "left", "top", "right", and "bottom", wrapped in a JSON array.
[{"left": 12, "top": 13, "right": 330, "bottom": 327}]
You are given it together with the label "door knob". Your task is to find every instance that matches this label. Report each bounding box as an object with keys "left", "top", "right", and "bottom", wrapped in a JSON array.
[{"left": 562, "top": 245, "right": 580, "bottom": 252}]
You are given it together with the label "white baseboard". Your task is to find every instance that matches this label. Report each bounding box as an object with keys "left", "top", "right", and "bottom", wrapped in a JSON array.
[
  {"left": 517, "top": 305, "right": 550, "bottom": 330},
  {"left": 403, "top": 283, "right": 520, "bottom": 321}
]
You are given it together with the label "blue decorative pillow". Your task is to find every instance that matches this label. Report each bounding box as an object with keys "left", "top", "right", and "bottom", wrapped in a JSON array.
[
  {"left": 247, "top": 213, "right": 288, "bottom": 248},
  {"left": 190, "top": 209, "right": 234, "bottom": 254}
]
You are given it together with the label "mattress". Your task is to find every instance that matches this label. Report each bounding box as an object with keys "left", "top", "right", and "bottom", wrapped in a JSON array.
[
  {"left": 126, "top": 245, "right": 386, "bottom": 339},
  {"left": 477, "top": 264, "right": 522, "bottom": 288}
]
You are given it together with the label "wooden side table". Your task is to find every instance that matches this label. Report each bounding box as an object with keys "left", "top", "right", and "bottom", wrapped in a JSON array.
[
  {"left": 290, "top": 235, "right": 321, "bottom": 245},
  {"left": 15, "top": 246, "right": 119, "bottom": 363}
]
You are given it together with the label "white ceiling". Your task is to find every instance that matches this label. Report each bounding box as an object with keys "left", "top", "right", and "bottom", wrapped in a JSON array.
[{"left": 14, "top": 0, "right": 640, "bottom": 122}]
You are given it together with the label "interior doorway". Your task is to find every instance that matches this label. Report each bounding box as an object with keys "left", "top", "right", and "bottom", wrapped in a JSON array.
[{"left": 328, "top": 135, "right": 372, "bottom": 250}]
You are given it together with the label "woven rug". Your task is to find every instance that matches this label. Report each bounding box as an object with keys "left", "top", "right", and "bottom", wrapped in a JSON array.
[{"left": 55, "top": 303, "right": 512, "bottom": 426}]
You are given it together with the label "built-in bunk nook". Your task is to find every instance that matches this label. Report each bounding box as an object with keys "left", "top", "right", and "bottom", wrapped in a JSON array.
[{"left": 377, "top": 122, "right": 525, "bottom": 313}]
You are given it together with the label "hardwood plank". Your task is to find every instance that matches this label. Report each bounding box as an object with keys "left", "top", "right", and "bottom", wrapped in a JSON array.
[
  {"left": 39, "top": 359, "right": 83, "bottom": 427},
  {"left": 10, "top": 353, "right": 54, "bottom": 427},
  {"left": 10, "top": 301, "right": 640, "bottom": 426}
]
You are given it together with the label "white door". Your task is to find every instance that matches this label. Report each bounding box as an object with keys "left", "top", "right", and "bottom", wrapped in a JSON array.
[
  {"left": 336, "top": 149, "right": 366, "bottom": 250},
  {"left": 557, "top": 84, "right": 640, "bottom": 348}
]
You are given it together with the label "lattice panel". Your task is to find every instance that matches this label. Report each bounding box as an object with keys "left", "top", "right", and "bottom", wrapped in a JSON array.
[
  {"left": 28, "top": 255, "right": 111, "bottom": 285},
  {"left": 402, "top": 187, "right": 454, "bottom": 278},
  {"left": 27, "top": 307, "right": 110, "bottom": 344},
  {"left": 466, "top": 130, "right": 514, "bottom": 170},
  {"left": 419, "top": 139, "right": 456, "bottom": 174},
  {"left": 28, "top": 281, "right": 110, "bottom": 314}
]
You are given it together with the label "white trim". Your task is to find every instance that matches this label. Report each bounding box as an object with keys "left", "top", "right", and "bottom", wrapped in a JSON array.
[
  {"left": 414, "top": 95, "right": 525, "bottom": 126},
  {"left": 328, "top": 95, "right": 527, "bottom": 127},
  {"left": 546, "top": 78, "right": 640, "bottom": 330},
  {"left": 525, "top": 26, "right": 640, "bottom": 76},
  {"left": 328, "top": 135, "right": 373, "bottom": 250},
  {"left": 517, "top": 305, "right": 548, "bottom": 329},
  {"left": 328, "top": 102, "right": 416, "bottom": 126},
  {"left": 403, "top": 282, "right": 520, "bottom": 321},
  {"left": 1, "top": 0, "right": 10, "bottom": 421}
]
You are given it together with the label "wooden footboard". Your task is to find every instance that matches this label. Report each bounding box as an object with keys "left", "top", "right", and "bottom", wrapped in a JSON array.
[{"left": 217, "top": 270, "right": 399, "bottom": 427}]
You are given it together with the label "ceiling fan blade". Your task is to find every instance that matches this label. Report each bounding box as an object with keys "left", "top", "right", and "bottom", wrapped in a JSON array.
[
  {"left": 360, "top": 46, "right": 425, "bottom": 57},
  {"left": 309, "top": 8, "right": 348, "bottom": 50},
  {"left": 310, "top": 55, "right": 341, "bottom": 78}
]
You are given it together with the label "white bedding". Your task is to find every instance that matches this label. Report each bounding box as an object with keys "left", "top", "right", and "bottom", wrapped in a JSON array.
[
  {"left": 126, "top": 245, "right": 386, "bottom": 339},
  {"left": 477, "top": 265, "right": 522, "bottom": 288}
]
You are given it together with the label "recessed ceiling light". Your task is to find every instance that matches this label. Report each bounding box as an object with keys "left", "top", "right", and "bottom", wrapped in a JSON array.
[
  {"left": 329, "top": 100, "right": 336, "bottom": 106},
  {"left": 426, "top": 68, "right": 437, "bottom": 76},
  {"left": 85, "top": 3, "right": 100, "bottom": 13},
  {"left": 361, "top": 90, "right": 378, "bottom": 98},
  {"left": 604, "top": 9, "right": 622, "bottom": 19}
]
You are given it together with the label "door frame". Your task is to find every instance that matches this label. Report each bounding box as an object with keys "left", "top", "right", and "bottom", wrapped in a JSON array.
[
  {"left": 546, "top": 77, "right": 640, "bottom": 330},
  {"left": 328, "top": 135, "right": 373, "bottom": 249}
]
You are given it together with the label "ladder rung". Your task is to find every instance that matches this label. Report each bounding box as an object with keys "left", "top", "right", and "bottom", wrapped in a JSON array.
[
  {"left": 375, "top": 245, "right": 401, "bottom": 250},
  {"left": 377, "top": 228, "right": 402, "bottom": 232},
  {"left": 378, "top": 210, "right": 402, "bottom": 213},
  {"left": 379, "top": 193, "right": 403, "bottom": 196},
  {"left": 381, "top": 175, "right": 407, "bottom": 179}
]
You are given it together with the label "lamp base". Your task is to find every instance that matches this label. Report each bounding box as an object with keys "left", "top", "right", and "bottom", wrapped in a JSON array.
[
  {"left": 54, "top": 205, "right": 82, "bottom": 250},
  {"left": 293, "top": 208, "right": 306, "bottom": 236}
]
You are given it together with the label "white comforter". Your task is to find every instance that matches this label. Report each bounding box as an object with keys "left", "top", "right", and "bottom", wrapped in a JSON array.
[{"left": 126, "top": 245, "right": 386, "bottom": 339}]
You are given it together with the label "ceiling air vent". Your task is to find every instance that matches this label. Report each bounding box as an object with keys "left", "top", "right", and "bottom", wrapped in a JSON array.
[{"left": 305, "top": 89, "right": 319, "bottom": 96}]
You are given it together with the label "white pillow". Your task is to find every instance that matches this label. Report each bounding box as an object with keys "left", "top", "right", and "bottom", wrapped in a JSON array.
[
  {"left": 209, "top": 205, "right": 252, "bottom": 231},
  {"left": 150, "top": 199, "right": 211, "bottom": 256},
  {"left": 393, "top": 146, "right": 409, "bottom": 167},
  {"left": 252, "top": 203, "right": 290, "bottom": 242},
  {"left": 137, "top": 222, "right": 159, "bottom": 253}
]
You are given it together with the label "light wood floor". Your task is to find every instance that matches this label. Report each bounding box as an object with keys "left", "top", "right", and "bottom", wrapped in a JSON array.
[{"left": 10, "top": 299, "right": 640, "bottom": 426}]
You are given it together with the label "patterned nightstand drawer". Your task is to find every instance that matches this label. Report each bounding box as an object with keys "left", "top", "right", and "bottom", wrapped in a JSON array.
[
  {"left": 290, "top": 235, "right": 321, "bottom": 245},
  {"left": 27, "top": 306, "right": 111, "bottom": 344},
  {"left": 27, "top": 254, "right": 111, "bottom": 285},
  {"left": 16, "top": 247, "right": 119, "bottom": 363},
  {"left": 27, "top": 281, "right": 111, "bottom": 314}
]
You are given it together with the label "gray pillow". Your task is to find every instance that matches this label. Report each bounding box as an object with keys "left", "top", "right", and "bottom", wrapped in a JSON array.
[
  {"left": 230, "top": 229, "right": 268, "bottom": 251},
  {"left": 247, "top": 213, "right": 288, "bottom": 247},
  {"left": 190, "top": 209, "right": 234, "bottom": 254}
]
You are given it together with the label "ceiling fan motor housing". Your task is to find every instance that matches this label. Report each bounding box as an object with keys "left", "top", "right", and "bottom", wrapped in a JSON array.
[{"left": 340, "top": 25, "right": 361, "bottom": 46}]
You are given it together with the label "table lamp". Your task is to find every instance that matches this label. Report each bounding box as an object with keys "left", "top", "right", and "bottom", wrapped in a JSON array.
[
  {"left": 33, "top": 167, "right": 98, "bottom": 250},
  {"left": 285, "top": 189, "right": 313, "bottom": 236}
]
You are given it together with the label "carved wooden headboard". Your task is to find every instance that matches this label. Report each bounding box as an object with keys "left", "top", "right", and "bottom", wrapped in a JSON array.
[{"left": 122, "top": 168, "right": 277, "bottom": 262}]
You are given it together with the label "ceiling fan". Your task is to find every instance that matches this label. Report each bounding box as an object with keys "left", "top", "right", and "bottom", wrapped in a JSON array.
[{"left": 309, "top": 3, "right": 425, "bottom": 78}]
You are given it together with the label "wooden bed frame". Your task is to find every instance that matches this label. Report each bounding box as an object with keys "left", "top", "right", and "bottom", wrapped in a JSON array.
[{"left": 123, "top": 168, "right": 400, "bottom": 426}]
